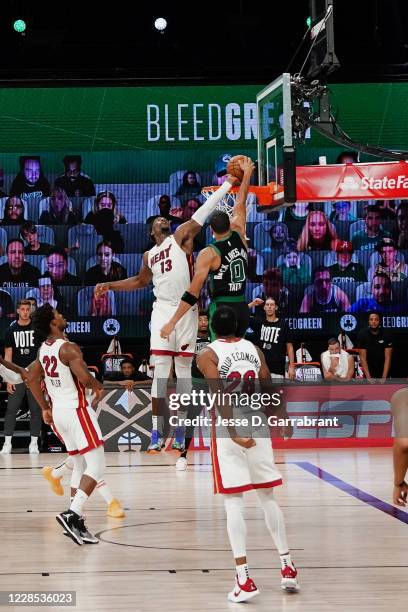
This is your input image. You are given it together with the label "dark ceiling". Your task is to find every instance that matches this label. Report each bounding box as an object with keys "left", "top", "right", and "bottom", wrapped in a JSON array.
[{"left": 1, "top": 0, "right": 408, "bottom": 85}]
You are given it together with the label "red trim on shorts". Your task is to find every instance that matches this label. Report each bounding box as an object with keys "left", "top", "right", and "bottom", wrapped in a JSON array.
[
  {"left": 210, "top": 415, "right": 282, "bottom": 495},
  {"left": 79, "top": 405, "right": 100, "bottom": 442},
  {"left": 72, "top": 373, "right": 103, "bottom": 450},
  {"left": 150, "top": 349, "right": 195, "bottom": 357},
  {"left": 220, "top": 479, "right": 283, "bottom": 494},
  {"left": 76, "top": 405, "right": 103, "bottom": 451},
  {"left": 68, "top": 449, "right": 80, "bottom": 456},
  {"left": 78, "top": 440, "right": 104, "bottom": 455}
]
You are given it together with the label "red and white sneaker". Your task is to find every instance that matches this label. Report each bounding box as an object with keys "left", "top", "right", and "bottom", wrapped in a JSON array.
[
  {"left": 281, "top": 564, "right": 299, "bottom": 591},
  {"left": 227, "top": 576, "right": 260, "bottom": 603}
]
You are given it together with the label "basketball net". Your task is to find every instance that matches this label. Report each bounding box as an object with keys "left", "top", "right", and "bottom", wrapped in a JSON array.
[{"left": 201, "top": 186, "right": 237, "bottom": 217}]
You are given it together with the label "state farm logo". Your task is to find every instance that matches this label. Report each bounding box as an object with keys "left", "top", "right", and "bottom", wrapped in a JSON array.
[
  {"left": 339, "top": 174, "right": 408, "bottom": 192},
  {"left": 360, "top": 175, "right": 408, "bottom": 190},
  {"left": 339, "top": 176, "right": 360, "bottom": 191}
]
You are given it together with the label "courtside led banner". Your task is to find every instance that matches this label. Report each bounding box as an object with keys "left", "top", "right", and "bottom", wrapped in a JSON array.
[{"left": 296, "top": 161, "right": 408, "bottom": 201}]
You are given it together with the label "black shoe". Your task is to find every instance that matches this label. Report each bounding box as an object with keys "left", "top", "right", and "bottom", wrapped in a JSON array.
[
  {"left": 56, "top": 510, "right": 83, "bottom": 545},
  {"left": 77, "top": 517, "right": 99, "bottom": 544}
]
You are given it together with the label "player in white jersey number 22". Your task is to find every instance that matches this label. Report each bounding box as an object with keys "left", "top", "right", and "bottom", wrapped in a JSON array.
[
  {"left": 94, "top": 175, "right": 239, "bottom": 454},
  {"left": 1, "top": 304, "right": 106, "bottom": 546},
  {"left": 197, "top": 305, "right": 299, "bottom": 603}
]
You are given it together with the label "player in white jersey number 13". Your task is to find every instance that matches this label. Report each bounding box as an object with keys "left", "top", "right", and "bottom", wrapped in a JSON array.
[
  {"left": 94, "top": 175, "right": 239, "bottom": 453},
  {"left": 197, "top": 306, "right": 299, "bottom": 603}
]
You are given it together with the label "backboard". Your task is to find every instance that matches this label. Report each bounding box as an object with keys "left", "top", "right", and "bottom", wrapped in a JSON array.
[{"left": 256, "top": 73, "right": 297, "bottom": 205}]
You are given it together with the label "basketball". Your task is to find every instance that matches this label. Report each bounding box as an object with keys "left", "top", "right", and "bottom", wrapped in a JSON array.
[{"left": 226, "top": 155, "right": 247, "bottom": 181}]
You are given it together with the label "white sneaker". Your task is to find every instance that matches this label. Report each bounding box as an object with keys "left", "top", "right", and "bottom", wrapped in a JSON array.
[
  {"left": 29, "top": 442, "right": 39, "bottom": 454},
  {"left": 227, "top": 576, "right": 260, "bottom": 603},
  {"left": 0, "top": 442, "right": 12, "bottom": 454},
  {"left": 175, "top": 456, "right": 187, "bottom": 471}
]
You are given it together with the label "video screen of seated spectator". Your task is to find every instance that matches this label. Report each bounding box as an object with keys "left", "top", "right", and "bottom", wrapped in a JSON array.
[{"left": 1, "top": 150, "right": 407, "bottom": 342}]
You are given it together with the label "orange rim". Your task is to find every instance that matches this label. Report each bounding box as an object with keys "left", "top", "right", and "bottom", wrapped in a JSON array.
[{"left": 201, "top": 182, "right": 283, "bottom": 205}]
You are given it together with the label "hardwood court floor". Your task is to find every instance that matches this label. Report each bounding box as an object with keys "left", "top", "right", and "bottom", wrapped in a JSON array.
[{"left": 0, "top": 448, "right": 407, "bottom": 611}]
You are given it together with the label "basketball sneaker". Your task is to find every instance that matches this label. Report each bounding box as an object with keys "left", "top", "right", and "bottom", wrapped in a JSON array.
[
  {"left": 227, "top": 576, "right": 260, "bottom": 603},
  {"left": 62, "top": 518, "right": 99, "bottom": 544},
  {"left": 42, "top": 466, "right": 64, "bottom": 496},
  {"left": 175, "top": 456, "right": 187, "bottom": 471},
  {"left": 56, "top": 510, "right": 83, "bottom": 545},
  {"left": 77, "top": 517, "right": 99, "bottom": 544},
  {"left": 281, "top": 564, "right": 299, "bottom": 591},
  {"left": 0, "top": 441, "right": 12, "bottom": 454},
  {"left": 107, "top": 499, "right": 125, "bottom": 518},
  {"left": 147, "top": 430, "right": 163, "bottom": 453},
  {"left": 29, "top": 441, "right": 39, "bottom": 454},
  {"left": 171, "top": 427, "right": 185, "bottom": 451}
]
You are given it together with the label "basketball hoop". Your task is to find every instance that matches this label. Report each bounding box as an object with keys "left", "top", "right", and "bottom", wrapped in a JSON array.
[{"left": 201, "top": 183, "right": 282, "bottom": 215}]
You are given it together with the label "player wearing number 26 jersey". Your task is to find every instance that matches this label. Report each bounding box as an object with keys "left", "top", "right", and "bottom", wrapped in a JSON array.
[{"left": 197, "top": 306, "right": 298, "bottom": 603}]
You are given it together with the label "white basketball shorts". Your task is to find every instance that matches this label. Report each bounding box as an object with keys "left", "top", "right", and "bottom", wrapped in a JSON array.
[
  {"left": 211, "top": 434, "right": 282, "bottom": 495},
  {"left": 52, "top": 403, "right": 104, "bottom": 456},
  {"left": 150, "top": 300, "right": 198, "bottom": 357}
]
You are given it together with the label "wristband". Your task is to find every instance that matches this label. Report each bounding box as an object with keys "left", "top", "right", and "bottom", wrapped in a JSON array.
[{"left": 181, "top": 291, "right": 198, "bottom": 306}]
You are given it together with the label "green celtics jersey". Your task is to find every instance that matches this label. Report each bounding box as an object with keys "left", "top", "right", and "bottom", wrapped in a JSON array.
[{"left": 208, "top": 231, "right": 248, "bottom": 300}]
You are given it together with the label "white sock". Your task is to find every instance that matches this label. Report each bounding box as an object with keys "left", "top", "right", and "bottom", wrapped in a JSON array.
[
  {"left": 30, "top": 436, "right": 38, "bottom": 444},
  {"left": 69, "top": 489, "right": 88, "bottom": 516},
  {"left": 152, "top": 415, "right": 158, "bottom": 431},
  {"left": 96, "top": 480, "right": 114, "bottom": 504},
  {"left": 236, "top": 563, "right": 250, "bottom": 584},
  {"left": 52, "top": 461, "right": 71, "bottom": 480},
  {"left": 4, "top": 436, "right": 12, "bottom": 445}
]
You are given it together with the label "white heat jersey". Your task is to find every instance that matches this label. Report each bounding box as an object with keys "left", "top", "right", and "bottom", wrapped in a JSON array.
[
  {"left": 38, "top": 338, "right": 87, "bottom": 410},
  {"left": 208, "top": 338, "right": 261, "bottom": 382},
  {"left": 148, "top": 234, "right": 193, "bottom": 303}
]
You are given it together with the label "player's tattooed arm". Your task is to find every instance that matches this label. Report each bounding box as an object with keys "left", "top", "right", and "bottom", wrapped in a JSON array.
[
  {"left": 94, "top": 252, "right": 152, "bottom": 297},
  {"left": 160, "top": 247, "right": 216, "bottom": 339},
  {"left": 230, "top": 157, "right": 255, "bottom": 244}
]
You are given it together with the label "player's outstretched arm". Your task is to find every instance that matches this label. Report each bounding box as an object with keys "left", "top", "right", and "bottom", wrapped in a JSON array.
[
  {"left": 94, "top": 252, "right": 152, "bottom": 297},
  {"left": 160, "top": 248, "right": 215, "bottom": 339},
  {"left": 0, "top": 356, "right": 27, "bottom": 383},
  {"left": 230, "top": 157, "right": 255, "bottom": 243},
  {"left": 174, "top": 175, "right": 239, "bottom": 248}
]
